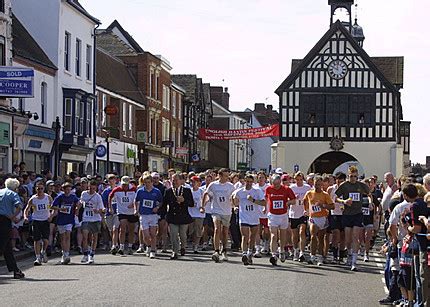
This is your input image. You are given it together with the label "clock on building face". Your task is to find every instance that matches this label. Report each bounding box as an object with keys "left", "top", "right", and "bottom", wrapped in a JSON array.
[{"left": 328, "top": 60, "right": 348, "bottom": 80}]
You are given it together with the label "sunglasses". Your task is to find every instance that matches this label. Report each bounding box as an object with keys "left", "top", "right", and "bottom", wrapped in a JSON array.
[{"left": 36, "top": 187, "right": 44, "bottom": 190}]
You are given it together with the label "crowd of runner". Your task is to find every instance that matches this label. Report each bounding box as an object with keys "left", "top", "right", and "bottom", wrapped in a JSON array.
[{"left": 1, "top": 164, "right": 429, "bottom": 306}]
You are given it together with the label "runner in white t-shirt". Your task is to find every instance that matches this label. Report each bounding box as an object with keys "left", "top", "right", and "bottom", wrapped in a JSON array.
[
  {"left": 201, "top": 173, "right": 214, "bottom": 251},
  {"left": 24, "top": 181, "right": 53, "bottom": 266},
  {"left": 201, "top": 168, "right": 235, "bottom": 262},
  {"left": 289, "top": 172, "right": 312, "bottom": 262},
  {"left": 189, "top": 176, "right": 205, "bottom": 253},
  {"left": 233, "top": 174, "right": 266, "bottom": 265},
  {"left": 253, "top": 171, "right": 269, "bottom": 257},
  {"left": 80, "top": 181, "right": 105, "bottom": 264}
]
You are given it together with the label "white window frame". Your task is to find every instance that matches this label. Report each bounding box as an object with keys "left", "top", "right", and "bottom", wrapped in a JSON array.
[
  {"left": 128, "top": 104, "right": 133, "bottom": 136},
  {"left": 149, "top": 69, "right": 153, "bottom": 98},
  {"left": 95, "top": 93, "right": 99, "bottom": 130},
  {"left": 154, "top": 118, "right": 159, "bottom": 145},
  {"left": 122, "top": 102, "right": 127, "bottom": 135},
  {"left": 172, "top": 92, "right": 176, "bottom": 118},
  {"left": 75, "top": 38, "right": 81, "bottom": 77},
  {"left": 148, "top": 114, "right": 153, "bottom": 144},
  {"left": 101, "top": 93, "right": 107, "bottom": 127},
  {"left": 86, "top": 100, "right": 92, "bottom": 137},
  {"left": 86, "top": 44, "right": 92, "bottom": 81},
  {"left": 64, "top": 98, "right": 73, "bottom": 133},
  {"left": 166, "top": 87, "right": 170, "bottom": 111},
  {"left": 75, "top": 99, "right": 80, "bottom": 135},
  {"left": 64, "top": 32, "right": 71, "bottom": 71},
  {"left": 178, "top": 95, "right": 182, "bottom": 120},
  {"left": 79, "top": 101, "right": 84, "bottom": 135},
  {"left": 155, "top": 73, "right": 159, "bottom": 100},
  {"left": 40, "top": 82, "right": 47, "bottom": 124}
]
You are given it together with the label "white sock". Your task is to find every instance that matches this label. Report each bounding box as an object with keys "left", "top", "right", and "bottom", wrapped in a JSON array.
[{"left": 119, "top": 244, "right": 125, "bottom": 250}]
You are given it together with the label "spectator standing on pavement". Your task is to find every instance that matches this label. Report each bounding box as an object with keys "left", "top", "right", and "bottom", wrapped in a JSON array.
[
  {"left": 405, "top": 184, "right": 429, "bottom": 306},
  {"left": 0, "top": 178, "right": 25, "bottom": 279},
  {"left": 381, "top": 173, "right": 398, "bottom": 239}
]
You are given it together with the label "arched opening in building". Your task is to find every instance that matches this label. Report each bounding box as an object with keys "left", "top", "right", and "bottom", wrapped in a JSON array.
[{"left": 308, "top": 151, "right": 363, "bottom": 175}]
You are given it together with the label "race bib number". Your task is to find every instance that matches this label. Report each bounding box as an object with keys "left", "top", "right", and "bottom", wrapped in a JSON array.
[
  {"left": 143, "top": 200, "right": 154, "bottom": 208},
  {"left": 296, "top": 199, "right": 303, "bottom": 206},
  {"left": 122, "top": 196, "right": 131, "bottom": 203},
  {"left": 312, "top": 205, "right": 321, "bottom": 213},
  {"left": 245, "top": 204, "right": 254, "bottom": 212},
  {"left": 37, "top": 203, "right": 47, "bottom": 211},
  {"left": 85, "top": 209, "right": 94, "bottom": 217},
  {"left": 362, "top": 207, "right": 370, "bottom": 216},
  {"left": 349, "top": 193, "right": 360, "bottom": 202},
  {"left": 273, "top": 200, "right": 284, "bottom": 210},
  {"left": 62, "top": 204, "right": 72, "bottom": 214},
  {"left": 219, "top": 196, "right": 226, "bottom": 203}
]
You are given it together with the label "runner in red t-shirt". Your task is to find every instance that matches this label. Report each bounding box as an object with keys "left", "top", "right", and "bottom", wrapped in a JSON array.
[{"left": 265, "top": 174, "right": 296, "bottom": 266}]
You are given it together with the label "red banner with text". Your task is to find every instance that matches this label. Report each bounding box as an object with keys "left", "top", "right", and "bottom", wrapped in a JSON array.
[{"left": 198, "top": 124, "right": 279, "bottom": 140}]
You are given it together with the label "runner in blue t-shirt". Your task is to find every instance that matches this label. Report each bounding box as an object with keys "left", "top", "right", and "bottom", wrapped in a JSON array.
[
  {"left": 51, "top": 182, "right": 80, "bottom": 264},
  {"left": 134, "top": 174, "right": 163, "bottom": 259}
]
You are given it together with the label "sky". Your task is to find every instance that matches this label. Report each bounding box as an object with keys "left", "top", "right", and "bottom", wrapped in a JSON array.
[{"left": 81, "top": 0, "right": 430, "bottom": 164}]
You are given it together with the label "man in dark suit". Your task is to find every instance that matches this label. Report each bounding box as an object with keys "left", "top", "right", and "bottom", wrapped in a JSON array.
[{"left": 164, "top": 173, "right": 193, "bottom": 259}]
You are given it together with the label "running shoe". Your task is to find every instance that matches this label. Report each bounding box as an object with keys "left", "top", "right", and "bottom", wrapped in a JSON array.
[
  {"left": 13, "top": 270, "right": 25, "bottom": 279},
  {"left": 242, "top": 254, "right": 249, "bottom": 266},
  {"left": 221, "top": 251, "right": 228, "bottom": 262},
  {"left": 364, "top": 254, "right": 369, "bottom": 262},
  {"left": 212, "top": 251, "right": 220, "bottom": 263},
  {"left": 81, "top": 255, "right": 88, "bottom": 263},
  {"left": 253, "top": 251, "right": 262, "bottom": 258},
  {"left": 117, "top": 248, "right": 124, "bottom": 256},
  {"left": 308, "top": 255, "right": 316, "bottom": 265},
  {"left": 149, "top": 251, "right": 156, "bottom": 259},
  {"left": 247, "top": 255, "right": 253, "bottom": 265},
  {"left": 110, "top": 246, "right": 118, "bottom": 255},
  {"left": 34, "top": 258, "right": 42, "bottom": 266},
  {"left": 299, "top": 254, "right": 306, "bottom": 263},
  {"left": 87, "top": 255, "right": 94, "bottom": 264},
  {"left": 136, "top": 247, "right": 145, "bottom": 254},
  {"left": 41, "top": 252, "right": 48, "bottom": 263},
  {"left": 280, "top": 252, "right": 286, "bottom": 263},
  {"left": 270, "top": 255, "right": 278, "bottom": 266}
]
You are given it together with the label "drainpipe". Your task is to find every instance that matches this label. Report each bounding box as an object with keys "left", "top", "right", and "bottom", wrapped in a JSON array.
[{"left": 92, "top": 23, "right": 100, "bottom": 175}]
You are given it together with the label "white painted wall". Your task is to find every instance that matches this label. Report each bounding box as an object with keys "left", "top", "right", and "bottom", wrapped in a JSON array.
[
  {"left": 11, "top": 62, "right": 56, "bottom": 128},
  {"left": 272, "top": 140, "right": 403, "bottom": 179}
]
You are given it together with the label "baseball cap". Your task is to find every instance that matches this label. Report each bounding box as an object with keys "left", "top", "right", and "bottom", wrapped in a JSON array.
[
  {"left": 151, "top": 172, "right": 160, "bottom": 178},
  {"left": 281, "top": 174, "right": 290, "bottom": 181},
  {"left": 275, "top": 167, "right": 283, "bottom": 174},
  {"left": 62, "top": 182, "right": 73, "bottom": 189},
  {"left": 191, "top": 176, "right": 201, "bottom": 182},
  {"left": 46, "top": 180, "right": 55, "bottom": 186},
  {"left": 121, "top": 176, "right": 130, "bottom": 185}
]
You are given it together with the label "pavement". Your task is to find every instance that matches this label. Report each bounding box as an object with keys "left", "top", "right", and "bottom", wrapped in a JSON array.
[{"left": 0, "top": 246, "right": 387, "bottom": 306}]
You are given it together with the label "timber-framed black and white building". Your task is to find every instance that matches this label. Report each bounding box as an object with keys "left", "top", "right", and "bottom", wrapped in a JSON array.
[{"left": 271, "top": 0, "right": 411, "bottom": 178}]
